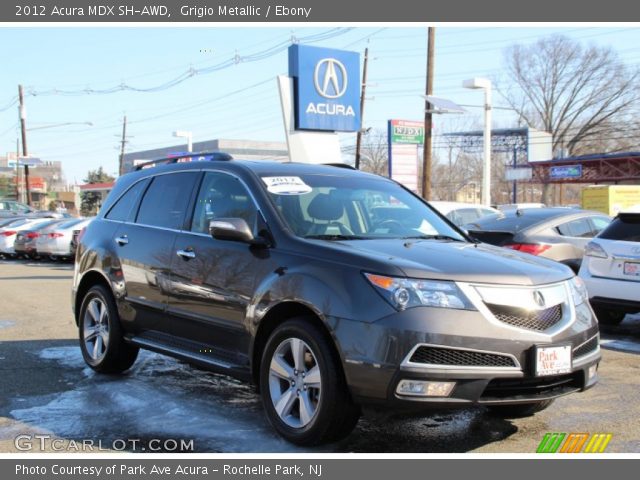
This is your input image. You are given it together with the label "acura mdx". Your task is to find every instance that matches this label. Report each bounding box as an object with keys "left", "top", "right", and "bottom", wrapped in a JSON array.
[{"left": 72, "top": 153, "right": 601, "bottom": 445}]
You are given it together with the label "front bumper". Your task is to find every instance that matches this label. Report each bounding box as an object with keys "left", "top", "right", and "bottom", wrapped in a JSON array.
[{"left": 332, "top": 298, "right": 600, "bottom": 408}]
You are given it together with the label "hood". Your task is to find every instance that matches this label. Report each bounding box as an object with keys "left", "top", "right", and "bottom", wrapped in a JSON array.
[{"left": 324, "top": 239, "right": 572, "bottom": 286}]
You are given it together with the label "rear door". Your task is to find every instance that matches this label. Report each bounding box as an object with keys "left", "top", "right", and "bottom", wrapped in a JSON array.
[{"left": 112, "top": 172, "right": 199, "bottom": 334}]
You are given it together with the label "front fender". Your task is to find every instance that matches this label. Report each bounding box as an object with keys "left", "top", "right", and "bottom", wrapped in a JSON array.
[{"left": 248, "top": 265, "right": 396, "bottom": 333}]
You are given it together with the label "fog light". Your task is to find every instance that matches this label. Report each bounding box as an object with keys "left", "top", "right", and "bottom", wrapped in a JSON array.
[
  {"left": 588, "top": 364, "right": 598, "bottom": 380},
  {"left": 396, "top": 380, "right": 455, "bottom": 397}
]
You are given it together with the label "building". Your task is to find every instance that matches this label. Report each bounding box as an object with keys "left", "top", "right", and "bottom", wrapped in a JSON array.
[{"left": 122, "top": 138, "right": 288, "bottom": 173}]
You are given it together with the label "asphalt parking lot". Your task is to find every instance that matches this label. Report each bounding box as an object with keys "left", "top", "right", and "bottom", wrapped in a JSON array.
[{"left": 1, "top": 259, "right": 639, "bottom": 453}]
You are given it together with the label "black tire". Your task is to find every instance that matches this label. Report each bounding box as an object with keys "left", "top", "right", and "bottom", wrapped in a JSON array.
[
  {"left": 78, "top": 284, "right": 139, "bottom": 373},
  {"left": 488, "top": 399, "right": 554, "bottom": 418},
  {"left": 593, "top": 307, "right": 626, "bottom": 325},
  {"left": 259, "top": 317, "right": 360, "bottom": 445}
]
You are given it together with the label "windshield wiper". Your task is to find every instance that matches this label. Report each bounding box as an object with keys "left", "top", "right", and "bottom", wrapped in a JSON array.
[
  {"left": 304, "top": 234, "right": 371, "bottom": 241},
  {"left": 402, "top": 234, "right": 465, "bottom": 242}
]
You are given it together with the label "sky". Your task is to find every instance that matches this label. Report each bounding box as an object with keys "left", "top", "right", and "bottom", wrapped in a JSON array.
[{"left": 0, "top": 26, "right": 638, "bottom": 183}]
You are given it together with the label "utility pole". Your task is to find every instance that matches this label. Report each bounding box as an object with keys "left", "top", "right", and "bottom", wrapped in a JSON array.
[
  {"left": 421, "top": 27, "right": 435, "bottom": 200},
  {"left": 355, "top": 47, "right": 369, "bottom": 170},
  {"left": 118, "top": 115, "right": 128, "bottom": 176},
  {"left": 18, "top": 84, "right": 32, "bottom": 206},
  {"left": 15, "top": 138, "right": 20, "bottom": 201}
]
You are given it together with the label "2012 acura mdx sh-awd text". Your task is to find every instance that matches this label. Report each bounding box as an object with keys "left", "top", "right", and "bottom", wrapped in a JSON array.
[{"left": 72, "top": 153, "right": 601, "bottom": 445}]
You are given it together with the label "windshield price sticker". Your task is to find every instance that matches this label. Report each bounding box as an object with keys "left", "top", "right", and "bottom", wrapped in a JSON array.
[{"left": 262, "top": 176, "right": 312, "bottom": 195}]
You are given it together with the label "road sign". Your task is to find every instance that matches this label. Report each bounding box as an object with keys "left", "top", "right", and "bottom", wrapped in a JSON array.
[
  {"left": 550, "top": 165, "right": 582, "bottom": 179},
  {"left": 389, "top": 120, "right": 424, "bottom": 144}
]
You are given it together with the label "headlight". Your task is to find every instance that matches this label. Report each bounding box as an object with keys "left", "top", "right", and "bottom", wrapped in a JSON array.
[
  {"left": 364, "top": 273, "right": 475, "bottom": 311},
  {"left": 584, "top": 241, "right": 608, "bottom": 258},
  {"left": 570, "top": 276, "right": 589, "bottom": 306}
]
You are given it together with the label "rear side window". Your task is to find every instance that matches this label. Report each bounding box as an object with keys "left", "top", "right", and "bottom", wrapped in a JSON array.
[
  {"left": 136, "top": 173, "right": 198, "bottom": 229},
  {"left": 556, "top": 218, "right": 594, "bottom": 238},
  {"left": 105, "top": 179, "right": 149, "bottom": 222},
  {"left": 599, "top": 214, "right": 640, "bottom": 242}
]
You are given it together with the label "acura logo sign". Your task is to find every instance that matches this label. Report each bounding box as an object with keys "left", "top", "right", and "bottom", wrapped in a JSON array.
[
  {"left": 314, "top": 58, "right": 348, "bottom": 98},
  {"left": 533, "top": 290, "right": 546, "bottom": 308}
]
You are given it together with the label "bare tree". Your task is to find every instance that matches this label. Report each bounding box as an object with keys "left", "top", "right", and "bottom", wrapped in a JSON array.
[
  {"left": 498, "top": 35, "right": 640, "bottom": 202},
  {"left": 358, "top": 129, "right": 389, "bottom": 176}
]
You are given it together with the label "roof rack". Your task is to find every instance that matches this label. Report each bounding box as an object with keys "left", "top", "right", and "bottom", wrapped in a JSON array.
[
  {"left": 134, "top": 151, "right": 233, "bottom": 171},
  {"left": 323, "top": 163, "right": 356, "bottom": 170}
]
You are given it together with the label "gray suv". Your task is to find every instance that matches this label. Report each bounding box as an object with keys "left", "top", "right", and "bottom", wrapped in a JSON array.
[{"left": 72, "top": 153, "right": 601, "bottom": 445}]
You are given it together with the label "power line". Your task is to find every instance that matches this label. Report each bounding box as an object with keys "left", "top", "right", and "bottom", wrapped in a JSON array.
[{"left": 23, "top": 28, "right": 353, "bottom": 98}]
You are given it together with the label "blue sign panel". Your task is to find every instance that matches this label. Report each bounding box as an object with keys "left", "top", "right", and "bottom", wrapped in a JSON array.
[
  {"left": 288, "top": 44, "right": 361, "bottom": 132},
  {"left": 550, "top": 164, "right": 583, "bottom": 179}
]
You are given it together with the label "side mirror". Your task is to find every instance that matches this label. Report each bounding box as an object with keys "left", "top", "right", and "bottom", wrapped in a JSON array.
[{"left": 209, "top": 218, "right": 268, "bottom": 246}]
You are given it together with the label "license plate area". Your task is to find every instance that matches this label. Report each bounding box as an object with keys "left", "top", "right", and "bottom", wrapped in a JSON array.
[
  {"left": 623, "top": 261, "right": 640, "bottom": 277},
  {"left": 535, "top": 344, "right": 572, "bottom": 377}
]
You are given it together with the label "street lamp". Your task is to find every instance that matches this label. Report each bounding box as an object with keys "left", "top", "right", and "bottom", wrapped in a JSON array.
[
  {"left": 173, "top": 130, "right": 193, "bottom": 153},
  {"left": 462, "top": 77, "right": 492, "bottom": 206}
]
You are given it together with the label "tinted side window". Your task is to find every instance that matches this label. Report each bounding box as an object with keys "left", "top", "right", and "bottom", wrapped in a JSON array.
[
  {"left": 599, "top": 215, "right": 640, "bottom": 242},
  {"left": 190, "top": 172, "right": 258, "bottom": 234},
  {"left": 556, "top": 218, "right": 593, "bottom": 238},
  {"left": 136, "top": 173, "right": 198, "bottom": 229},
  {"left": 105, "top": 179, "right": 148, "bottom": 222}
]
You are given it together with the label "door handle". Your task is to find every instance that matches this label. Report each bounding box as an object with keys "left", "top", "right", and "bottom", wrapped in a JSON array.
[
  {"left": 115, "top": 235, "right": 129, "bottom": 246},
  {"left": 177, "top": 248, "right": 196, "bottom": 260}
]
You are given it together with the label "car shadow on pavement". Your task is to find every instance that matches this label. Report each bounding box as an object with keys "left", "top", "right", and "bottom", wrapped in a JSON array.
[{"left": 0, "top": 339, "right": 519, "bottom": 453}]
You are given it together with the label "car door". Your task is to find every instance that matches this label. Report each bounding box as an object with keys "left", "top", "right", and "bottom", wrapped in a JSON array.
[
  {"left": 112, "top": 171, "right": 199, "bottom": 335},
  {"left": 166, "top": 171, "right": 276, "bottom": 364}
]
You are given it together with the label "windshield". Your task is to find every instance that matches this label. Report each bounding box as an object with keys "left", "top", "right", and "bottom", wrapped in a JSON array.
[{"left": 262, "top": 174, "right": 465, "bottom": 241}]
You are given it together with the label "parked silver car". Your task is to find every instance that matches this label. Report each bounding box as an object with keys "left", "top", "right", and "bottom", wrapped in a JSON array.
[
  {"left": 465, "top": 208, "right": 611, "bottom": 273},
  {"left": 0, "top": 217, "right": 58, "bottom": 257},
  {"left": 36, "top": 217, "right": 92, "bottom": 261}
]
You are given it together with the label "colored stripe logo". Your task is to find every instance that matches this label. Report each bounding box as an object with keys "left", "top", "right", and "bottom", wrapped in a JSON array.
[{"left": 537, "top": 433, "right": 612, "bottom": 453}]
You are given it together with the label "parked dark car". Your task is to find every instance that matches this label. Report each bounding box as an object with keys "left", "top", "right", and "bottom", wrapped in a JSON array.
[
  {"left": 73, "top": 154, "right": 600, "bottom": 445},
  {"left": 465, "top": 208, "right": 611, "bottom": 273}
]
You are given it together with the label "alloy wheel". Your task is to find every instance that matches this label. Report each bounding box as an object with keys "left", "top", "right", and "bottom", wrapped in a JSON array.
[
  {"left": 83, "top": 298, "right": 110, "bottom": 362},
  {"left": 268, "top": 337, "right": 322, "bottom": 428}
]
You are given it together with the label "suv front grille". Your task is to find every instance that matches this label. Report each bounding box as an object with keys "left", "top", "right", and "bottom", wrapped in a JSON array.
[
  {"left": 573, "top": 336, "right": 599, "bottom": 358},
  {"left": 409, "top": 346, "right": 517, "bottom": 368},
  {"left": 486, "top": 303, "right": 563, "bottom": 332}
]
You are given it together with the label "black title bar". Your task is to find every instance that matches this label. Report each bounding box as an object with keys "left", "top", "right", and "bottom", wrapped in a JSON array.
[{"left": 4, "top": 0, "right": 640, "bottom": 22}]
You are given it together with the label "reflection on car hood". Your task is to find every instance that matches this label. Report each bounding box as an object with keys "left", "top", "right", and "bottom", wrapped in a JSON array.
[{"left": 331, "top": 239, "right": 572, "bottom": 286}]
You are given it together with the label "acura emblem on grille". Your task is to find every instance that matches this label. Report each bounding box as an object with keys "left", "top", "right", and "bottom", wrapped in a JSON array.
[{"left": 533, "top": 290, "right": 546, "bottom": 308}]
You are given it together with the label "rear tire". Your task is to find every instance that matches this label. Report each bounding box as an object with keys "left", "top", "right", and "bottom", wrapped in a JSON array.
[
  {"left": 259, "top": 317, "right": 360, "bottom": 445},
  {"left": 488, "top": 399, "right": 554, "bottom": 418},
  {"left": 78, "top": 285, "right": 138, "bottom": 373},
  {"left": 593, "top": 307, "right": 626, "bottom": 325}
]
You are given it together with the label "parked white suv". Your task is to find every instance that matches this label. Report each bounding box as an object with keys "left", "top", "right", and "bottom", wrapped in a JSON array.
[{"left": 579, "top": 211, "right": 640, "bottom": 324}]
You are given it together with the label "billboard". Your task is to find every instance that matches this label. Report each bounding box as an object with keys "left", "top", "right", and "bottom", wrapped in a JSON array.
[
  {"left": 388, "top": 120, "right": 423, "bottom": 193},
  {"left": 288, "top": 44, "right": 361, "bottom": 132}
]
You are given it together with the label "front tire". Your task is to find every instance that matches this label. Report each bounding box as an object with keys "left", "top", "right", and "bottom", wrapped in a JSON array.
[
  {"left": 259, "top": 317, "right": 360, "bottom": 445},
  {"left": 488, "top": 399, "right": 554, "bottom": 418},
  {"left": 593, "top": 307, "right": 626, "bottom": 325},
  {"left": 78, "top": 285, "right": 138, "bottom": 373}
]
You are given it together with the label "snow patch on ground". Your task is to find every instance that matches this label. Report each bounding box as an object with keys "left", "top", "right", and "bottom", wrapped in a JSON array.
[{"left": 14, "top": 346, "right": 298, "bottom": 452}]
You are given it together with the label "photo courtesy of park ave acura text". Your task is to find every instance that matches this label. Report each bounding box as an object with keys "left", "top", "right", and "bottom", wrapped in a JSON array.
[{"left": 0, "top": 6, "right": 639, "bottom": 456}]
